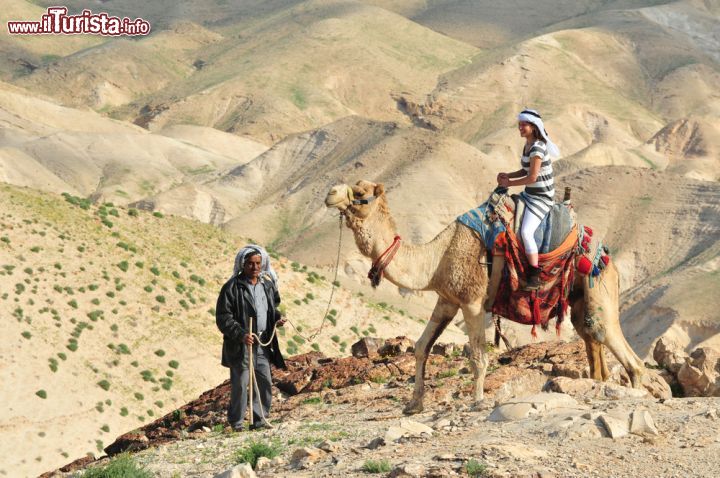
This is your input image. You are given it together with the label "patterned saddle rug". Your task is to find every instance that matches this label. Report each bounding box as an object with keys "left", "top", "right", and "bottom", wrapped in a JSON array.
[
  {"left": 457, "top": 189, "right": 575, "bottom": 253},
  {"left": 457, "top": 188, "right": 581, "bottom": 337}
]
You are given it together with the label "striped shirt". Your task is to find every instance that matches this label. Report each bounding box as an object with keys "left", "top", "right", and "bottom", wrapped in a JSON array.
[{"left": 520, "top": 140, "right": 555, "bottom": 220}]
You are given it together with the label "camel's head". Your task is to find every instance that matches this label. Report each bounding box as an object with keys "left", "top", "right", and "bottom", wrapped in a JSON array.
[{"left": 325, "top": 180, "right": 386, "bottom": 219}]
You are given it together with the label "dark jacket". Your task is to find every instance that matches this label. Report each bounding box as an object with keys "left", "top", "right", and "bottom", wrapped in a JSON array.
[{"left": 215, "top": 274, "right": 286, "bottom": 370}]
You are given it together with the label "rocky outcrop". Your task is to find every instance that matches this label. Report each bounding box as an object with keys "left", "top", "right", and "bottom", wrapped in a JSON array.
[
  {"left": 653, "top": 340, "right": 720, "bottom": 397},
  {"left": 677, "top": 347, "right": 720, "bottom": 397}
]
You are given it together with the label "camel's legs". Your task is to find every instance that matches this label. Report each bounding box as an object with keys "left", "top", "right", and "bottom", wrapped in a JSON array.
[
  {"left": 461, "top": 302, "right": 488, "bottom": 404},
  {"left": 571, "top": 295, "right": 612, "bottom": 382},
  {"left": 581, "top": 264, "right": 644, "bottom": 388},
  {"left": 403, "top": 297, "right": 458, "bottom": 415}
]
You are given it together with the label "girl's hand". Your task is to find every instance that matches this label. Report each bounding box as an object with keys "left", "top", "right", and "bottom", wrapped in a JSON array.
[
  {"left": 496, "top": 172, "right": 509, "bottom": 185},
  {"left": 498, "top": 176, "right": 510, "bottom": 187}
]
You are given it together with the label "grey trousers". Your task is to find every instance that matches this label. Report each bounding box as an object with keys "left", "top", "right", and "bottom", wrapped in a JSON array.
[{"left": 228, "top": 345, "right": 273, "bottom": 427}]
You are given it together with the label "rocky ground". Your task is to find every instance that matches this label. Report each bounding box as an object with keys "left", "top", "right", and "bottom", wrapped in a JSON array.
[{"left": 42, "top": 337, "right": 720, "bottom": 477}]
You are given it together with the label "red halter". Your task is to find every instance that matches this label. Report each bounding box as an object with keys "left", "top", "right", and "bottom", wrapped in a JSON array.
[{"left": 367, "top": 235, "right": 402, "bottom": 288}]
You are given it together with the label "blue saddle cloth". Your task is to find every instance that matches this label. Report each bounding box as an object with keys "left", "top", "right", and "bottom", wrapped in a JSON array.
[
  {"left": 457, "top": 200, "right": 574, "bottom": 254},
  {"left": 456, "top": 202, "right": 505, "bottom": 251}
]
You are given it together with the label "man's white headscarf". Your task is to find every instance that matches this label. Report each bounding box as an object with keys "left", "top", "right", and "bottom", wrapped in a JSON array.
[
  {"left": 517, "top": 108, "right": 560, "bottom": 158},
  {"left": 232, "top": 244, "right": 278, "bottom": 286}
]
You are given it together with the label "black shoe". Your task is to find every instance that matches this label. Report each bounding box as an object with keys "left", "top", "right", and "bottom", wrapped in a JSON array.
[
  {"left": 249, "top": 420, "right": 272, "bottom": 431},
  {"left": 230, "top": 423, "right": 244, "bottom": 432},
  {"left": 524, "top": 267, "right": 541, "bottom": 291}
]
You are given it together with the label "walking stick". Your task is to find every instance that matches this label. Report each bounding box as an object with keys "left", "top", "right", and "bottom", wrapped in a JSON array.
[{"left": 248, "top": 315, "right": 254, "bottom": 427}]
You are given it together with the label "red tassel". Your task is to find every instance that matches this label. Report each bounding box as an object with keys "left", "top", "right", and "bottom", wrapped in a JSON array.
[
  {"left": 531, "top": 324, "right": 537, "bottom": 339},
  {"left": 584, "top": 226, "right": 593, "bottom": 236},
  {"left": 601, "top": 255, "right": 610, "bottom": 265}
]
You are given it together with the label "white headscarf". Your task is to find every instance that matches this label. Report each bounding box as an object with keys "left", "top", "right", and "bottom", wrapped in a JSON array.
[
  {"left": 517, "top": 109, "right": 560, "bottom": 158},
  {"left": 231, "top": 244, "right": 278, "bottom": 286}
]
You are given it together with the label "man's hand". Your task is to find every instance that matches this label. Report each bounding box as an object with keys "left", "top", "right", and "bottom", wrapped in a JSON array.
[
  {"left": 244, "top": 333, "right": 254, "bottom": 345},
  {"left": 276, "top": 319, "right": 286, "bottom": 327}
]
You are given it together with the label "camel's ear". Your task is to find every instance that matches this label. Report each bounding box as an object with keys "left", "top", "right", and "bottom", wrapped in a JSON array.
[{"left": 374, "top": 183, "right": 385, "bottom": 196}]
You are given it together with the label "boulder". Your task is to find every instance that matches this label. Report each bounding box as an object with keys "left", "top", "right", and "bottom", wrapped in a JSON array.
[
  {"left": 431, "top": 343, "right": 456, "bottom": 357},
  {"left": 275, "top": 368, "right": 313, "bottom": 395},
  {"left": 653, "top": 338, "right": 687, "bottom": 374},
  {"left": 385, "top": 419, "right": 434, "bottom": 442},
  {"left": 488, "top": 393, "right": 581, "bottom": 422},
  {"left": 379, "top": 336, "right": 415, "bottom": 357},
  {"left": 213, "top": 463, "right": 257, "bottom": 478},
  {"left": 390, "top": 463, "right": 426, "bottom": 477},
  {"left": 351, "top": 337, "right": 383, "bottom": 359},
  {"left": 599, "top": 413, "right": 630, "bottom": 439},
  {"left": 290, "top": 447, "right": 326, "bottom": 469},
  {"left": 677, "top": 347, "right": 720, "bottom": 397},
  {"left": 629, "top": 409, "right": 659, "bottom": 436},
  {"left": 641, "top": 369, "right": 673, "bottom": 399},
  {"left": 104, "top": 431, "right": 149, "bottom": 456}
]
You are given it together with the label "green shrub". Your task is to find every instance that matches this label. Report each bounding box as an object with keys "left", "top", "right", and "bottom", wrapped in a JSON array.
[
  {"left": 101, "top": 424, "right": 110, "bottom": 432},
  {"left": 234, "top": 440, "right": 283, "bottom": 469},
  {"left": 134, "top": 392, "right": 144, "bottom": 401},
  {"left": 36, "top": 390, "right": 47, "bottom": 399},
  {"left": 87, "top": 310, "right": 103, "bottom": 321},
  {"left": 331, "top": 335, "right": 340, "bottom": 343},
  {"left": 67, "top": 299, "right": 78, "bottom": 309},
  {"left": 153, "top": 211, "right": 164, "bottom": 218},
  {"left": 143, "top": 285, "right": 153, "bottom": 293},
  {"left": 154, "top": 349, "right": 165, "bottom": 357},
  {"left": 98, "top": 380, "right": 110, "bottom": 391},
  {"left": 155, "top": 295, "right": 166, "bottom": 304},
  {"left": 128, "top": 208, "right": 139, "bottom": 217},
  {"left": 150, "top": 266, "right": 160, "bottom": 276},
  {"left": 168, "top": 360, "right": 179, "bottom": 369},
  {"left": 117, "top": 261, "right": 129, "bottom": 272},
  {"left": 362, "top": 460, "right": 391, "bottom": 473},
  {"left": 465, "top": 459, "right": 489, "bottom": 477},
  {"left": 21, "top": 331, "right": 31, "bottom": 339},
  {"left": 120, "top": 407, "right": 129, "bottom": 417},
  {"left": 81, "top": 453, "right": 151, "bottom": 478}
]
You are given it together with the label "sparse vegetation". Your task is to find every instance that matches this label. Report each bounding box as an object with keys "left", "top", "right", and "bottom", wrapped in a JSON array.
[
  {"left": 465, "top": 459, "right": 490, "bottom": 477},
  {"left": 35, "top": 390, "right": 47, "bottom": 399},
  {"left": 234, "top": 439, "right": 283, "bottom": 469},
  {"left": 362, "top": 459, "right": 391, "bottom": 473},
  {"left": 81, "top": 453, "right": 151, "bottom": 478}
]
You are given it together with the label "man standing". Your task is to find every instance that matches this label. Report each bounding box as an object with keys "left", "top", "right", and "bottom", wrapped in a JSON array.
[{"left": 215, "top": 245, "right": 286, "bottom": 431}]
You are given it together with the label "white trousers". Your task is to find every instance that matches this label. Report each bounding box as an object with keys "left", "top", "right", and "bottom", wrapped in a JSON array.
[{"left": 521, "top": 211, "right": 543, "bottom": 255}]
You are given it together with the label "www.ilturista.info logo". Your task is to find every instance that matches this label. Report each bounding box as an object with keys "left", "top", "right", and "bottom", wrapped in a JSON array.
[{"left": 7, "top": 7, "right": 151, "bottom": 36}]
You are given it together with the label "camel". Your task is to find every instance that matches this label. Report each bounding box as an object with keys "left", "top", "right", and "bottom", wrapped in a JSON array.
[{"left": 325, "top": 180, "right": 645, "bottom": 414}]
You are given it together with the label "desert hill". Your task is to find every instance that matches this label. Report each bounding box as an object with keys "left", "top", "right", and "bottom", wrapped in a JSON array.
[{"left": 0, "top": 183, "right": 466, "bottom": 477}]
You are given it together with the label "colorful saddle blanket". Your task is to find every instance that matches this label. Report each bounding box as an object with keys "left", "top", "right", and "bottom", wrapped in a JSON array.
[
  {"left": 491, "top": 226, "right": 578, "bottom": 336},
  {"left": 457, "top": 195, "right": 575, "bottom": 253}
]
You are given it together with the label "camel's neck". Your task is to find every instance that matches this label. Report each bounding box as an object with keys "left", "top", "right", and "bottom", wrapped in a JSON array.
[{"left": 347, "top": 206, "right": 454, "bottom": 291}]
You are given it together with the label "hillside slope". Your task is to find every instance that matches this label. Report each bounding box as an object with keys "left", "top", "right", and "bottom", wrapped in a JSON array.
[{"left": 0, "top": 184, "right": 466, "bottom": 478}]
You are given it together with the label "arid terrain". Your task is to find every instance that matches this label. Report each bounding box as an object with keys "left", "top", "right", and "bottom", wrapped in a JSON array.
[{"left": 0, "top": 0, "right": 718, "bottom": 476}]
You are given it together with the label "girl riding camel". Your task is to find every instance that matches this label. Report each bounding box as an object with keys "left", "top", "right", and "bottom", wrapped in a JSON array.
[{"left": 497, "top": 109, "right": 561, "bottom": 290}]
